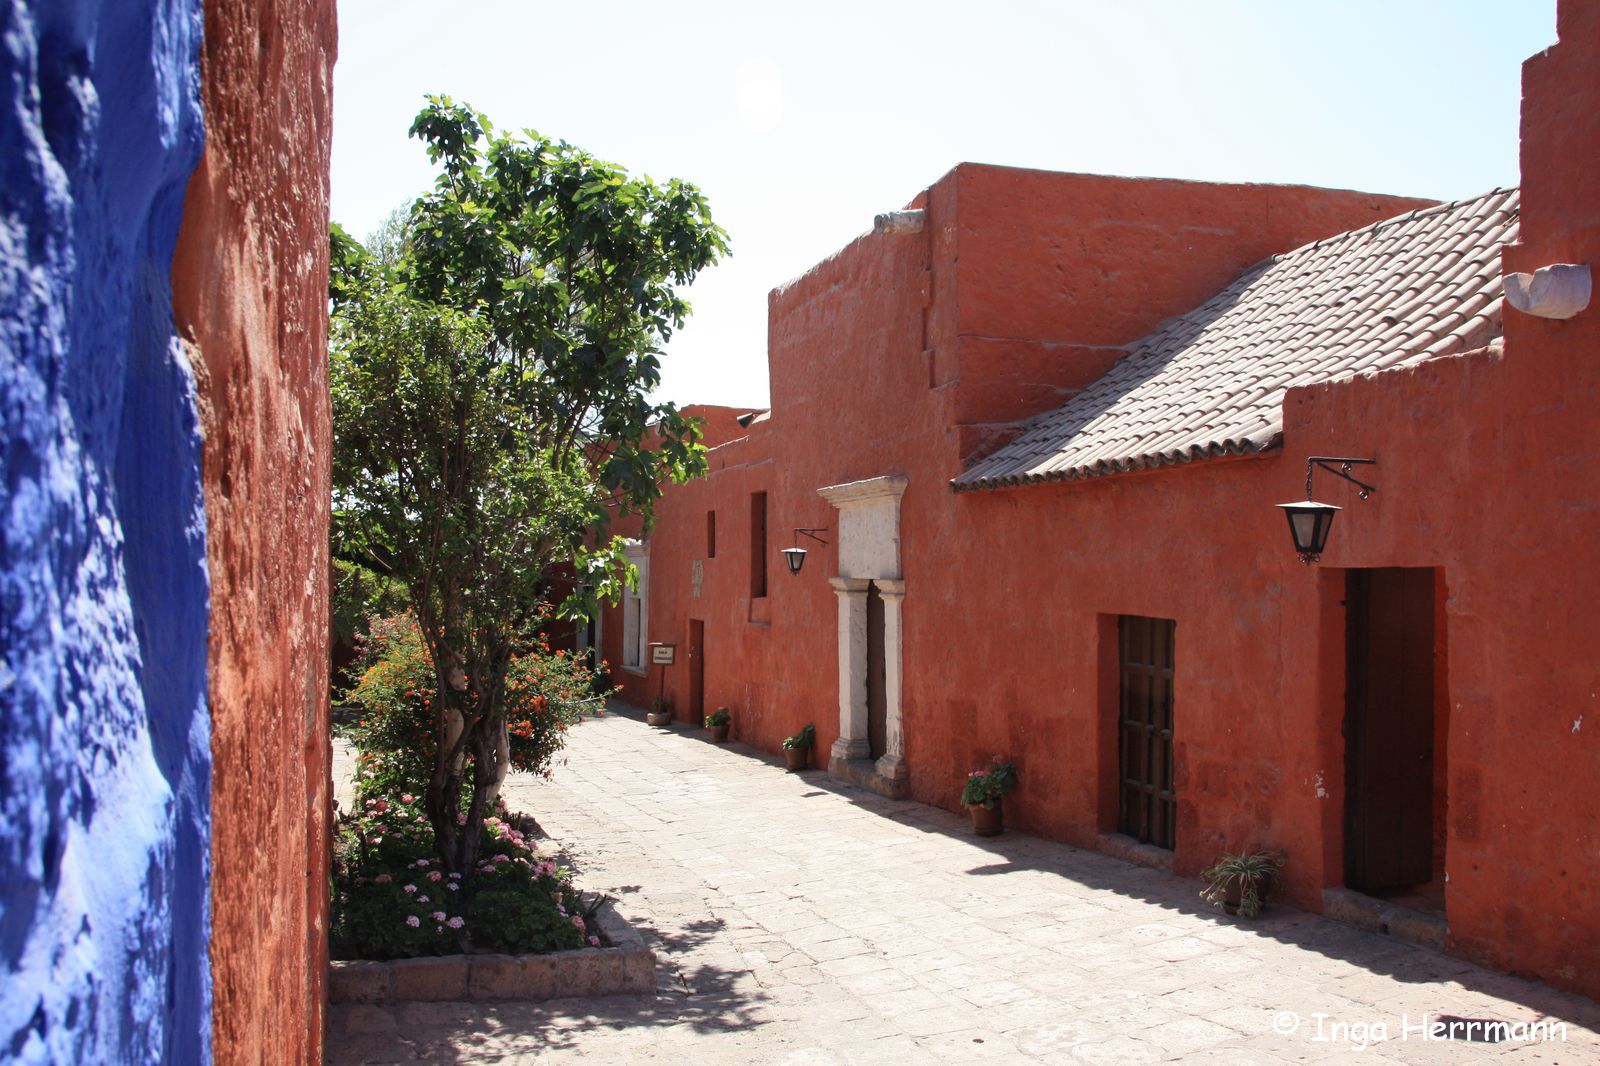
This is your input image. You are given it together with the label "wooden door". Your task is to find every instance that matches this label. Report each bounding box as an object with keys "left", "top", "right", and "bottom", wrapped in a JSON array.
[
  {"left": 1119, "top": 616, "right": 1176, "bottom": 850},
  {"left": 1345, "top": 568, "right": 1435, "bottom": 892},
  {"left": 867, "top": 582, "right": 887, "bottom": 761},
  {"left": 689, "top": 619, "right": 705, "bottom": 720}
]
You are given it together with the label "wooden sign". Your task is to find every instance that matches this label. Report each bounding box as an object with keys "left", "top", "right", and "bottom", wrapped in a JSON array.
[{"left": 649, "top": 643, "right": 676, "bottom": 666}]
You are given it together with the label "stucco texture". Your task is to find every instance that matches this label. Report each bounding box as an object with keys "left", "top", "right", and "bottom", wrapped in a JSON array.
[
  {"left": 171, "top": 0, "right": 338, "bottom": 1062},
  {"left": 1, "top": 0, "right": 212, "bottom": 1061}
]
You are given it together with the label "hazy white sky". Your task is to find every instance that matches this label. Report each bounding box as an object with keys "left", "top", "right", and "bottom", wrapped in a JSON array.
[{"left": 331, "top": 1, "right": 1556, "bottom": 410}]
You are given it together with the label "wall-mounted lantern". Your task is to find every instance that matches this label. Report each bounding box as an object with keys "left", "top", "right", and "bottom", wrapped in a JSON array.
[
  {"left": 782, "top": 527, "right": 830, "bottom": 576},
  {"left": 1277, "top": 457, "right": 1377, "bottom": 564}
]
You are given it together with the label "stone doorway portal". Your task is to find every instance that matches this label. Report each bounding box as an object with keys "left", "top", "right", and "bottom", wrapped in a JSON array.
[{"left": 817, "top": 475, "right": 908, "bottom": 798}]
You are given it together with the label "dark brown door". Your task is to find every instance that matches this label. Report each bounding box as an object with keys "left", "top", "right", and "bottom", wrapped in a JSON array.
[
  {"left": 1119, "top": 616, "right": 1176, "bottom": 850},
  {"left": 689, "top": 620, "right": 705, "bottom": 720},
  {"left": 1345, "top": 568, "right": 1435, "bottom": 892},
  {"left": 867, "top": 582, "right": 887, "bottom": 761}
]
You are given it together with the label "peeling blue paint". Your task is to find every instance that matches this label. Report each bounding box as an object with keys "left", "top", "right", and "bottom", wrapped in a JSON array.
[{"left": 1, "top": 0, "right": 210, "bottom": 1062}]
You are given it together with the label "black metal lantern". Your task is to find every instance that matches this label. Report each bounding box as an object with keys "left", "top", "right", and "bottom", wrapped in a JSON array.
[
  {"left": 1276, "top": 500, "right": 1341, "bottom": 563},
  {"left": 1277, "top": 457, "right": 1376, "bottom": 564},
  {"left": 782, "top": 527, "right": 830, "bottom": 576}
]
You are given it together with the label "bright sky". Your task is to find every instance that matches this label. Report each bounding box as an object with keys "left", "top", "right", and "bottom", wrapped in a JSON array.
[{"left": 331, "top": 1, "right": 1556, "bottom": 411}]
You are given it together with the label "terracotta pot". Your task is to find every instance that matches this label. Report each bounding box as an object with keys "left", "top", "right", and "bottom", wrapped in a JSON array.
[
  {"left": 709, "top": 723, "right": 730, "bottom": 742},
  {"left": 784, "top": 746, "right": 810, "bottom": 772},
  {"left": 969, "top": 799, "right": 1004, "bottom": 837},
  {"left": 646, "top": 711, "right": 672, "bottom": 727}
]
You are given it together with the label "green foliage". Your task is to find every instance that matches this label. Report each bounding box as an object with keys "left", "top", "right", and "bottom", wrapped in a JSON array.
[
  {"left": 331, "top": 559, "right": 409, "bottom": 685},
  {"left": 704, "top": 708, "right": 730, "bottom": 728},
  {"left": 961, "top": 758, "right": 1018, "bottom": 809},
  {"left": 328, "top": 97, "right": 727, "bottom": 872},
  {"left": 1199, "top": 850, "right": 1286, "bottom": 919},
  {"left": 331, "top": 787, "right": 598, "bottom": 960},
  {"left": 782, "top": 723, "right": 815, "bottom": 750},
  {"left": 345, "top": 614, "right": 591, "bottom": 804}
]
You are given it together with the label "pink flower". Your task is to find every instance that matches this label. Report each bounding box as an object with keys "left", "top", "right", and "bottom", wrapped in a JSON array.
[
  {"left": 570, "top": 915, "right": 585, "bottom": 931},
  {"left": 428, "top": 872, "right": 443, "bottom": 882},
  {"left": 491, "top": 854, "right": 510, "bottom": 864},
  {"left": 447, "top": 917, "right": 465, "bottom": 930},
  {"left": 401, "top": 794, "right": 415, "bottom": 804},
  {"left": 375, "top": 874, "right": 392, "bottom": 884},
  {"left": 446, "top": 883, "right": 459, "bottom": 892},
  {"left": 456, "top": 814, "right": 467, "bottom": 824},
  {"left": 448, "top": 873, "right": 461, "bottom": 880},
  {"left": 374, "top": 799, "right": 388, "bottom": 813},
  {"left": 405, "top": 916, "right": 420, "bottom": 928},
  {"left": 370, "top": 837, "right": 384, "bottom": 844},
  {"left": 587, "top": 936, "right": 600, "bottom": 948},
  {"left": 403, "top": 884, "right": 418, "bottom": 894},
  {"left": 415, "top": 859, "right": 430, "bottom": 868},
  {"left": 417, "top": 894, "right": 430, "bottom": 903},
  {"left": 432, "top": 911, "right": 446, "bottom": 922}
]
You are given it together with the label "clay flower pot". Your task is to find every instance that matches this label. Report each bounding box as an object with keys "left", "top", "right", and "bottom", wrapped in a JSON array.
[
  {"left": 646, "top": 710, "right": 673, "bottom": 727},
  {"left": 784, "top": 746, "right": 810, "bottom": 772},
  {"left": 708, "top": 723, "right": 730, "bottom": 743},
  {"left": 969, "top": 799, "right": 1004, "bottom": 837}
]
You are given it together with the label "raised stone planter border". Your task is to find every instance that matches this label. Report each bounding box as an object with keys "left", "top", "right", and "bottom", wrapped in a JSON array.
[{"left": 329, "top": 901, "right": 654, "bottom": 1003}]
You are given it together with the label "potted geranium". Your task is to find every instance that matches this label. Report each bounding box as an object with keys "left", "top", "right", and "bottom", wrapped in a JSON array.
[
  {"left": 646, "top": 695, "right": 673, "bottom": 728},
  {"left": 961, "top": 757, "right": 1017, "bottom": 836},
  {"left": 704, "top": 707, "right": 731, "bottom": 742},
  {"left": 1199, "top": 850, "right": 1285, "bottom": 918},
  {"left": 781, "top": 723, "right": 815, "bottom": 772}
]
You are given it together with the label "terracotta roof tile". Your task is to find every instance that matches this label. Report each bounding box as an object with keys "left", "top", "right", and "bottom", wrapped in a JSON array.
[{"left": 953, "top": 189, "right": 1518, "bottom": 492}]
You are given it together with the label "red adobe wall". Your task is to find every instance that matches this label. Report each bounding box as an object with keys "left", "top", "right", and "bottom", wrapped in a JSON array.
[
  {"left": 608, "top": 168, "right": 1431, "bottom": 761},
  {"left": 171, "top": 1, "right": 338, "bottom": 1060}
]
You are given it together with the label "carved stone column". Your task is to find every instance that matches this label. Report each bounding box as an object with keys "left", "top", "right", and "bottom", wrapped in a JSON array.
[
  {"left": 874, "top": 578, "right": 909, "bottom": 787},
  {"left": 829, "top": 577, "right": 872, "bottom": 764}
]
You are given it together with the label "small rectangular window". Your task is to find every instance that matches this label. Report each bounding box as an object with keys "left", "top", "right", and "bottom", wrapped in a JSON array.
[
  {"left": 750, "top": 492, "right": 768, "bottom": 599},
  {"left": 707, "top": 510, "right": 717, "bottom": 558}
]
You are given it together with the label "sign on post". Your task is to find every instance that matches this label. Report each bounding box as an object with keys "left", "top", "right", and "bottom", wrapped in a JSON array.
[{"left": 650, "top": 643, "right": 677, "bottom": 666}]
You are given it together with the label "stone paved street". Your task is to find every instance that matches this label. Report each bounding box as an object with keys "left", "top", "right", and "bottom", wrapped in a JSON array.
[{"left": 329, "top": 706, "right": 1600, "bottom": 1063}]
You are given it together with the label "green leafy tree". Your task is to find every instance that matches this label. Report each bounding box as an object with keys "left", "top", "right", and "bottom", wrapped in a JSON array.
[{"left": 330, "top": 97, "right": 727, "bottom": 874}]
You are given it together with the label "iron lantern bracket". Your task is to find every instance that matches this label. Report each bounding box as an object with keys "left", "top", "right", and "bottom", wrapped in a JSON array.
[
  {"left": 1305, "top": 457, "right": 1378, "bottom": 502},
  {"left": 792, "top": 527, "right": 830, "bottom": 547}
]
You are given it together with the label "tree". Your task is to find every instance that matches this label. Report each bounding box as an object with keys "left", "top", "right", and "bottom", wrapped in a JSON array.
[{"left": 329, "top": 97, "right": 728, "bottom": 875}]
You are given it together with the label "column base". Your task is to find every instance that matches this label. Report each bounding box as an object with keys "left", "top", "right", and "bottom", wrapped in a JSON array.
[{"left": 828, "top": 755, "right": 911, "bottom": 800}]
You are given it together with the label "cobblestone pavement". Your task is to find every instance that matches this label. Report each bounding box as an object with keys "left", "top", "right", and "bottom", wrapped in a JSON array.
[{"left": 329, "top": 705, "right": 1600, "bottom": 1064}]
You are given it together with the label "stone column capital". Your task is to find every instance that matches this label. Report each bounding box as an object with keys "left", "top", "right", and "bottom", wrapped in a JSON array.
[
  {"left": 828, "top": 577, "right": 873, "bottom": 596},
  {"left": 875, "top": 578, "right": 906, "bottom": 598}
]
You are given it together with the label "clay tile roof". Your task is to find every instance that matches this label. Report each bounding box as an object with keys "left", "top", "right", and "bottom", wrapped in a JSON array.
[{"left": 952, "top": 188, "right": 1519, "bottom": 492}]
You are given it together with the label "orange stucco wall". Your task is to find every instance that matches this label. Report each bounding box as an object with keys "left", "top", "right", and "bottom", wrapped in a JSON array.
[
  {"left": 607, "top": 0, "right": 1600, "bottom": 1002},
  {"left": 173, "top": 1, "right": 338, "bottom": 1060}
]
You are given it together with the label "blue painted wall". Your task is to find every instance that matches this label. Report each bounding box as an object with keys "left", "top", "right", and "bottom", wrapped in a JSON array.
[{"left": 1, "top": 0, "right": 211, "bottom": 1062}]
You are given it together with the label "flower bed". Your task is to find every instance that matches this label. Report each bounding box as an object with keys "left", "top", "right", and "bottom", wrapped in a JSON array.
[
  {"left": 329, "top": 901, "right": 654, "bottom": 1004},
  {"left": 333, "top": 789, "right": 602, "bottom": 960}
]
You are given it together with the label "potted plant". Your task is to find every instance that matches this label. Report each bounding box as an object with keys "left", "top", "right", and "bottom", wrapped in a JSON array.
[
  {"left": 646, "top": 695, "right": 673, "bottom": 728},
  {"left": 961, "top": 757, "right": 1017, "bottom": 836},
  {"left": 704, "top": 707, "right": 731, "bottom": 742},
  {"left": 1199, "top": 850, "right": 1285, "bottom": 918},
  {"left": 781, "top": 723, "right": 815, "bottom": 771}
]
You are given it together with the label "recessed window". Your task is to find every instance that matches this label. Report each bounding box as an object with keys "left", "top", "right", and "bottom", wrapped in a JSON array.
[
  {"left": 707, "top": 510, "right": 717, "bottom": 558},
  {"left": 750, "top": 492, "right": 768, "bottom": 599}
]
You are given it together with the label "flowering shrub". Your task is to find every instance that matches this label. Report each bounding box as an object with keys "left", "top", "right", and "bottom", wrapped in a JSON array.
[
  {"left": 961, "top": 757, "right": 1018, "bottom": 809},
  {"left": 331, "top": 788, "right": 605, "bottom": 960},
  {"left": 344, "top": 614, "right": 593, "bottom": 803}
]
